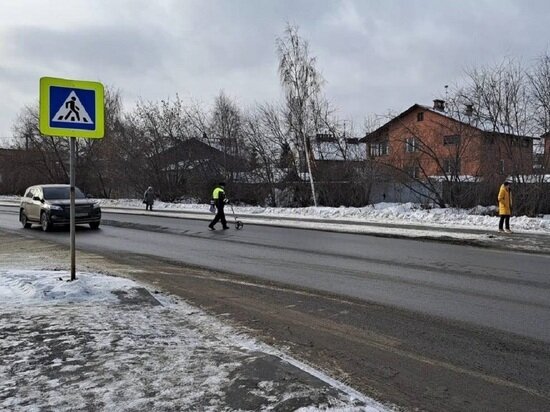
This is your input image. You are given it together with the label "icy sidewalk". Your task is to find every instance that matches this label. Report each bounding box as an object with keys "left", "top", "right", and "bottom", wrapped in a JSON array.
[{"left": 0, "top": 270, "right": 391, "bottom": 412}]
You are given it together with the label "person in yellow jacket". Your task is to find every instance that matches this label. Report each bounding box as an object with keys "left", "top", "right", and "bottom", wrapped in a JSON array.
[
  {"left": 208, "top": 182, "right": 229, "bottom": 230},
  {"left": 497, "top": 181, "right": 512, "bottom": 233}
]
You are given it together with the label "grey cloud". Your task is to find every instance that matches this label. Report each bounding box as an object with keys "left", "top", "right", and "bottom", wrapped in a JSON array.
[
  {"left": 161, "top": 0, "right": 336, "bottom": 77},
  {"left": 6, "top": 25, "right": 169, "bottom": 74},
  {"left": 2, "top": 0, "right": 550, "bottom": 143}
]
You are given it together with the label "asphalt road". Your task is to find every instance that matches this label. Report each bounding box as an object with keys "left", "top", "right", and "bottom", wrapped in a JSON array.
[
  {"left": 1, "top": 205, "right": 549, "bottom": 342},
  {"left": 3, "top": 205, "right": 550, "bottom": 411}
]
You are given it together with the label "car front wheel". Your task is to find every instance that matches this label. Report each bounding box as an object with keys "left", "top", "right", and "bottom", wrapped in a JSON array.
[
  {"left": 20, "top": 211, "right": 31, "bottom": 229},
  {"left": 40, "top": 212, "right": 52, "bottom": 232},
  {"left": 89, "top": 222, "right": 100, "bottom": 230}
]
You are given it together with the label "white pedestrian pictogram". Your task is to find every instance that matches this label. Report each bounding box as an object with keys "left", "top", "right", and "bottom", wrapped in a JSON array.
[{"left": 52, "top": 91, "right": 93, "bottom": 124}]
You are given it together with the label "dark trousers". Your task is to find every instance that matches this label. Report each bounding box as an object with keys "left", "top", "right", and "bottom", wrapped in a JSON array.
[
  {"left": 499, "top": 215, "right": 510, "bottom": 230},
  {"left": 210, "top": 206, "right": 227, "bottom": 228},
  {"left": 145, "top": 203, "right": 153, "bottom": 211}
]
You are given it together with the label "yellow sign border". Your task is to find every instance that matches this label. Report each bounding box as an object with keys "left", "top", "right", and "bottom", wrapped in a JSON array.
[{"left": 39, "top": 77, "right": 104, "bottom": 138}]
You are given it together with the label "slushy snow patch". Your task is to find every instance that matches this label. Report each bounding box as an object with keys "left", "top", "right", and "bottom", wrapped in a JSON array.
[{"left": 0, "top": 269, "right": 392, "bottom": 412}]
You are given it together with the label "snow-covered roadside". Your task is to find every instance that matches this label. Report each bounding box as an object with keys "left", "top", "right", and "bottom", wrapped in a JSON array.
[
  {"left": 2, "top": 195, "right": 549, "bottom": 234},
  {"left": 0, "top": 269, "right": 392, "bottom": 412},
  {"left": 98, "top": 198, "right": 550, "bottom": 233}
]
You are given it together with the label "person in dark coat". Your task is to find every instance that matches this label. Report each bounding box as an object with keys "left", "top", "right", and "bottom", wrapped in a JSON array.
[
  {"left": 144, "top": 186, "right": 155, "bottom": 211},
  {"left": 208, "top": 182, "right": 229, "bottom": 230}
]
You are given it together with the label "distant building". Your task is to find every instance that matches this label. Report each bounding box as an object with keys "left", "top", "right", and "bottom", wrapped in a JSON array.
[
  {"left": 313, "top": 133, "right": 367, "bottom": 161},
  {"left": 364, "top": 100, "right": 535, "bottom": 182}
]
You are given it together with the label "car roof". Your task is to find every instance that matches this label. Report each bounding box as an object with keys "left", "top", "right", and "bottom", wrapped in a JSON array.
[
  {"left": 28, "top": 184, "right": 71, "bottom": 189},
  {"left": 26, "top": 184, "right": 78, "bottom": 192}
]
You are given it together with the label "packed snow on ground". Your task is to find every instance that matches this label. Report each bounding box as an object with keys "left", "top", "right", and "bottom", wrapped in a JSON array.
[{"left": 0, "top": 269, "right": 391, "bottom": 412}]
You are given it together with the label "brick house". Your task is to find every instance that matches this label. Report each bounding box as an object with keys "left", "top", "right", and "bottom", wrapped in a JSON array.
[
  {"left": 365, "top": 100, "right": 535, "bottom": 182},
  {"left": 362, "top": 100, "right": 538, "bottom": 206}
]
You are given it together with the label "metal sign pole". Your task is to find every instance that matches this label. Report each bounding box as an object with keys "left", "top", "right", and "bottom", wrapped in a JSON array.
[{"left": 70, "top": 136, "right": 76, "bottom": 281}]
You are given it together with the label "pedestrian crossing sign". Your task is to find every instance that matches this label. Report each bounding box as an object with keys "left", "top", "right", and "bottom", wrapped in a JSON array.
[{"left": 39, "top": 77, "right": 104, "bottom": 138}]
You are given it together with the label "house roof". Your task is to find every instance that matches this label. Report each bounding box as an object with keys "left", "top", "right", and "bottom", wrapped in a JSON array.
[
  {"left": 157, "top": 137, "right": 250, "bottom": 171},
  {"left": 160, "top": 138, "right": 224, "bottom": 162},
  {"left": 364, "top": 104, "right": 479, "bottom": 141},
  {"left": 365, "top": 103, "right": 537, "bottom": 141}
]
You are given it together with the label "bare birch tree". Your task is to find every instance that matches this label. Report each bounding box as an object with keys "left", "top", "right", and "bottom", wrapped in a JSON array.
[{"left": 276, "top": 24, "right": 324, "bottom": 206}]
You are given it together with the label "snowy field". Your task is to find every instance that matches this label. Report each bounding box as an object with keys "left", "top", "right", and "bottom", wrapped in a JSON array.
[{"left": 0, "top": 269, "right": 391, "bottom": 412}]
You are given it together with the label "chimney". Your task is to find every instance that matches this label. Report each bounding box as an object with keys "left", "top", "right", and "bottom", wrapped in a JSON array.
[
  {"left": 464, "top": 104, "right": 473, "bottom": 117},
  {"left": 433, "top": 99, "right": 445, "bottom": 112}
]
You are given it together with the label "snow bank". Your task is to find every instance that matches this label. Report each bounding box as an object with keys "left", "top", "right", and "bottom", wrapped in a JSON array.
[
  {"left": 0, "top": 269, "right": 138, "bottom": 305},
  {"left": 95, "top": 198, "right": 550, "bottom": 233},
  {"left": 2, "top": 195, "right": 548, "bottom": 233}
]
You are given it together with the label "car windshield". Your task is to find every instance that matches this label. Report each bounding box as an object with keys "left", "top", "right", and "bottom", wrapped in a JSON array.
[{"left": 43, "top": 187, "right": 86, "bottom": 200}]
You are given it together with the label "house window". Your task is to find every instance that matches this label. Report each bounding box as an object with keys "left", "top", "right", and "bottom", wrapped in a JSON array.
[
  {"left": 443, "top": 158, "right": 461, "bottom": 174},
  {"left": 511, "top": 137, "right": 530, "bottom": 148},
  {"left": 534, "top": 154, "right": 545, "bottom": 170},
  {"left": 405, "top": 137, "right": 419, "bottom": 153},
  {"left": 443, "top": 135, "right": 460, "bottom": 145},
  {"left": 417, "top": 112, "right": 424, "bottom": 122},
  {"left": 369, "top": 141, "right": 388, "bottom": 157},
  {"left": 405, "top": 165, "right": 420, "bottom": 179}
]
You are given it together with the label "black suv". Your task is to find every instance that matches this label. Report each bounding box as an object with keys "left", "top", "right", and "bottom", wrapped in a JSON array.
[{"left": 20, "top": 184, "right": 101, "bottom": 231}]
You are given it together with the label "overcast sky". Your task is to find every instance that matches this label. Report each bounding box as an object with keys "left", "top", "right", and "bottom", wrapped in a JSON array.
[{"left": 1, "top": 0, "right": 549, "bottom": 145}]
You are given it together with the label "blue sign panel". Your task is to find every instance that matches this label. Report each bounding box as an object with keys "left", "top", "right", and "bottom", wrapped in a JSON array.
[{"left": 49, "top": 86, "right": 96, "bottom": 131}]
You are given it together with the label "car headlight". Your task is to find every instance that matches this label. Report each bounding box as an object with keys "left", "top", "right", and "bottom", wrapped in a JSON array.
[
  {"left": 92, "top": 203, "right": 101, "bottom": 209},
  {"left": 49, "top": 205, "right": 63, "bottom": 211}
]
